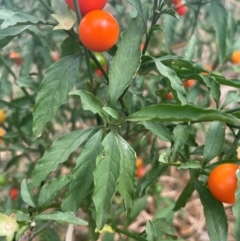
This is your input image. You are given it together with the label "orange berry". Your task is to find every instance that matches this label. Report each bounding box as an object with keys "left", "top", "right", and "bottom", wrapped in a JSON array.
[
  {"left": 136, "top": 157, "right": 143, "bottom": 168},
  {"left": 183, "top": 79, "right": 195, "bottom": 88},
  {"left": 136, "top": 166, "right": 146, "bottom": 179},
  {"left": 51, "top": 52, "right": 60, "bottom": 62},
  {"left": 9, "top": 52, "right": 20, "bottom": 59},
  {"left": 208, "top": 163, "right": 238, "bottom": 204},
  {"left": 204, "top": 64, "right": 212, "bottom": 71},
  {"left": 201, "top": 64, "right": 212, "bottom": 75},
  {"left": 0, "top": 128, "right": 6, "bottom": 143},
  {"left": 231, "top": 50, "right": 240, "bottom": 64},
  {"left": 79, "top": 10, "right": 119, "bottom": 52},
  {"left": 166, "top": 92, "right": 174, "bottom": 99},
  {"left": 9, "top": 52, "right": 23, "bottom": 66},
  {"left": 0, "top": 110, "right": 6, "bottom": 124}
]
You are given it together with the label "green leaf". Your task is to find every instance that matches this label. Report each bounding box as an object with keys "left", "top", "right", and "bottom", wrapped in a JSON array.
[
  {"left": 3, "top": 209, "right": 31, "bottom": 223},
  {"left": 38, "top": 227, "right": 62, "bottom": 241},
  {"left": 29, "top": 127, "right": 96, "bottom": 189},
  {"left": 153, "top": 58, "right": 187, "bottom": 104},
  {"left": 146, "top": 221, "right": 157, "bottom": 241},
  {"left": 171, "top": 125, "right": 189, "bottom": 162},
  {"left": 125, "top": 196, "right": 147, "bottom": 226},
  {"left": 38, "top": 176, "right": 71, "bottom": 206},
  {"left": 141, "top": 121, "right": 173, "bottom": 142},
  {"left": 61, "top": 36, "right": 81, "bottom": 57},
  {"left": 173, "top": 179, "right": 195, "bottom": 211},
  {"left": 178, "top": 161, "right": 202, "bottom": 169},
  {"left": 151, "top": 218, "right": 177, "bottom": 239},
  {"left": 103, "top": 107, "right": 120, "bottom": 121},
  {"left": 69, "top": 90, "right": 106, "bottom": 120},
  {"left": 221, "top": 90, "right": 240, "bottom": 110},
  {"left": 0, "top": 9, "right": 15, "bottom": 20},
  {"left": 201, "top": 75, "right": 221, "bottom": 107},
  {"left": 3, "top": 210, "right": 30, "bottom": 222},
  {"left": 1, "top": 12, "right": 47, "bottom": 29},
  {"left": 224, "top": 138, "right": 238, "bottom": 160},
  {"left": 184, "top": 35, "right": 197, "bottom": 61},
  {"left": 62, "top": 130, "right": 103, "bottom": 212},
  {"left": 16, "top": 77, "right": 38, "bottom": 90},
  {"left": 20, "top": 179, "right": 36, "bottom": 208},
  {"left": 116, "top": 134, "right": 136, "bottom": 215},
  {"left": 109, "top": 6, "right": 146, "bottom": 105},
  {"left": 213, "top": 75, "right": 240, "bottom": 88},
  {"left": 233, "top": 171, "right": 240, "bottom": 240},
  {"left": 0, "top": 25, "right": 31, "bottom": 49},
  {"left": 208, "top": 1, "right": 227, "bottom": 63},
  {"left": 0, "top": 69, "right": 13, "bottom": 98},
  {"left": 226, "top": 13, "right": 237, "bottom": 49},
  {"left": 138, "top": 160, "right": 168, "bottom": 197},
  {"left": 32, "top": 54, "right": 79, "bottom": 139},
  {"left": 162, "top": 15, "right": 177, "bottom": 49},
  {"left": 125, "top": 104, "right": 240, "bottom": 125},
  {"left": 204, "top": 121, "right": 225, "bottom": 164},
  {"left": 93, "top": 130, "right": 121, "bottom": 230},
  {"left": 161, "top": 8, "right": 181, "bottom": 19},
  {"left": 159, "top": 55, "right": 205, "bottom": 71},
  {"left": 28, "top": 26, "right": 52, "bottom": 49},
  {"left": 128, "top": 85, "right": 145, "bottom": 108},
  {"left": 127, "top": 0, "right": 148, "bottom": 25},
  {"left": 158, "top": 149, "right": 171, "bottom": 164},
  {"left": 35, "top": 212, "right": 87, "bottom": 225},
  {"left": 146, "top": 218, "right": 177, "bottom": 241},
  {"left": 194, "top": 180, "right": 228, "bottom": 241}
]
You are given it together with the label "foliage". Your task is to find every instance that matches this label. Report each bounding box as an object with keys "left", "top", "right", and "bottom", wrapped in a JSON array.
[{"left": 0, "top": 0, "right": 240, "bottom": 240}]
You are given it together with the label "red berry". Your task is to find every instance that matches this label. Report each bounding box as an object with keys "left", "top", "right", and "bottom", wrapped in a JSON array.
[
  {"left": 10, "top": 187, "right": 19, "bottom": 200},
  {"left": 171, "top": 0, "right": 182, "bottom": 4},
  {"left": 136, "top": 166, "right": 146, "bottom": 179},
  {"left": 79, "top": 10, "right": 119, "bottom": 52},
  {"left": 95, "top": 65, "right": 107, "bottom": 77},
  {"left": 65, "top": 0, "right": 107, "bottom": 16},
  {"left": 175, "top": 4, "right": 188, "bottom": 16}
]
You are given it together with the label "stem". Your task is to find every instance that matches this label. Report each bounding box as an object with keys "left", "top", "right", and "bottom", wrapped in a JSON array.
[
  {"left": 89, "top": 51, "right": 109, "bottom": 82},
  {"left": 189, "top": 0, "right": 202, "bottom": 37},
  {"left": 179, "top": 152, "right": 189, "bottom": 163},
  {"left": 198, "top": 169, "right": 210, "bottom": 176},
  {"left": 38, "top": 0, "right": 54, "bottom": 14},
  {"left": 225, "top": 107, "right": 240, "bottom": 113},
  {"left": 73, "top": 0, "right": 82, "bottom": 23},
  {"left": 83, "top": 48, "right": 94, "bottom": 86},
  {"left": 236, "top": 129, "right": 240, "bottom": 140},
  {"left": 112, "top": 225, "right": 148, "bottom": 241},
  {"left": 0, "top": 55, "right": 35, "bottom": 104},
  {"left": 72, "top": 0, "right": 94, "bottom": 85},
  {"left": 0, "top": 99, "right": 22, "bottom": 109},
  {"left": 30, "top": 221, "right": 54, "bottom": 240},
  {"left": 227, "top": 123, "right": 240, "bottom": 129},
  {"left": 142, "top": 0, "right": 158, "bottom": 55}
]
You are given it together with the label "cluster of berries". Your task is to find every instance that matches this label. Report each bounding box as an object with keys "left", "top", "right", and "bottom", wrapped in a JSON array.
[
  {"left": 0, "top": 110, "right": 19, "bottom": 201},
  {"left": 171, "top": 0, "right": 188, "bottom": 16},
  {"left": 65, "top": 0, "right": 119, "bottom": 52}
]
